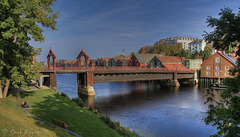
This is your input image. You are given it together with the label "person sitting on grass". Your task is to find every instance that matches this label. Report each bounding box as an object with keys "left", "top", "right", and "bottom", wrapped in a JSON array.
[{"left": 22, "top": 101, "right": 30, "bottom": 108}]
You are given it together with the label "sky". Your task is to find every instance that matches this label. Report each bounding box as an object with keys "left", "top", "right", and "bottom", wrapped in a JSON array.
[{"left": 30, "top": 0, "right": 240, "bottom": 61}]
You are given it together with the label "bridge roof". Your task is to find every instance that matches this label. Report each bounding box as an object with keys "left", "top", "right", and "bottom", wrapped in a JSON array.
[
  {"left": 157, "top": 56, "right": 182, "bottom": 64},
  {"left": 47, "top": 47, "right": 56, "bottom": 58},
  {"left": 164, "top": 64, "right": 189, "bottom": 70},
  {"left": 134, "top": 53, "right": 163, "bottom": 64}
]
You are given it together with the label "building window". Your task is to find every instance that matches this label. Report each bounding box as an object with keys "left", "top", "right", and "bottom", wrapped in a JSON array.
[
  {"left": 137, "top": 63, "right": 138, "bottom": 66},
  {"left": 225, "top": 66, "right": 229, "bottom": 70},
  {"left": 216, "top": 57, "right": 220, "bottom": 63},
  {"left": 215, "top": 72, "right": 219, "bottom": 76},
  {"left": 206, "top": 72, "right": 210, "bottom": 76},
  {"left": 206, "top": 66, "right": 210, "bottom": 70},
  {"left": 225, "top": 72, "right": 229, "bottom": 76},
  {"left": 216, "top": 66, "right": 219, "bottom": 70}
]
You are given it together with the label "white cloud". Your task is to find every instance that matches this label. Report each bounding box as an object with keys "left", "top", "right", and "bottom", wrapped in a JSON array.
[{"left": 119, "top": 33, "right": 136, "bottom": 39}]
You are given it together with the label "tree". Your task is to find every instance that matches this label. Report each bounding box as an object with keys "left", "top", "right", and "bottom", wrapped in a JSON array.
[
  {"left": 201, "top": 44, "right": 213, "bottom": 60},
  {"left": 169, "top": 43, "right": 183, "bottom": 56},
  {"left": 203, "top": 7, "right": 240, "bottom": 136},
  {"left": 177, "top": 49, "right": 190, "bottom": 59},
  {"left": 0, "top": 0, "right": 58, "bottom": 98}
]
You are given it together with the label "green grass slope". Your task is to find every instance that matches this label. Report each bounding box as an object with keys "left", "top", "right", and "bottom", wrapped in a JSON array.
[
  {"left": 0, "top": 95, "right": 73, "bottom": 137},
  {"left": 17, "top": 89, "right": 121, "bottom": 137}
]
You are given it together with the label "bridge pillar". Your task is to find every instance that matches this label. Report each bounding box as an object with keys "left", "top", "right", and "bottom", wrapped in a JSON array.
[
  {"left": 43, "top": 72, "right": 57, "bottom": 89},
  {"left": 78, "top": 72, "right": 95, "bottom": 96},
  {"left": 173, "top": 73, "right": 180, "bottom": 87},
  {"left": 194, "top": 70, "right": 198, "bottom": 84}
]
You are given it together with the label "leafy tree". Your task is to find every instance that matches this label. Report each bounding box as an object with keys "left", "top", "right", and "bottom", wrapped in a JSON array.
[
  {"left": 138, "top": 46, "right": 153, "bottom": 53},
  {"left": 201, "top": 44, "right": 213, "bottom": 60},
  {"left": 190, "top": 51, "right": 201, "bottom": 59},
  {"left": 169, "top": 43, "right": 183, "bottom": 56},
  {"left": 177, "top": 49, "right": 191, "bottom": 59},
  {"left": 203, "top": 7, "right": 240, "bottom": 136},
  {"left": 0, "top": 0, "right": 58, "bottom": 98},
  {"left": 155, "top": 42, "right": 170, "bottom": 55}
]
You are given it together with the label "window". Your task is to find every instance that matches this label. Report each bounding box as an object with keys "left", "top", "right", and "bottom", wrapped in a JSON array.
[
  {"left": 225, "top": 72, "right": 229, "bottom": 76},
  {"left": 225, "top": 66, "right": 229, "bottom": 70},
  {"left": 216, "top": 57, "right": 220, "bottom": 63},
  {"left": 216, "top": 66, "right": 219, "bottom": 70},
  {"left": 206, "top": 66, "right": 210, "bottom": 70},
  {"left": 206, "top": 72, "right": 210, "bottom": 76},
  {"left": 195, "top": 65, "right": 197, "bottom": 68},
  {"left": 215, "top": 72, "right": 219, "bottom": 76}
]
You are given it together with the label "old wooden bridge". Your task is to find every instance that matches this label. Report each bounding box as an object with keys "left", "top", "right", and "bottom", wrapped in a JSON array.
[{"left": 39, "top": 48, "right": 197, "bottom": 96}]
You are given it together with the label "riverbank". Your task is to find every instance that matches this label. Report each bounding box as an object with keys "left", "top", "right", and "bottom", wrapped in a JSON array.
[
  {"left": 0, "top": 93, "right": 73, "bottom": 137},
  {"left": 0, "top": 89, "right": 122, "bottom": 137}
]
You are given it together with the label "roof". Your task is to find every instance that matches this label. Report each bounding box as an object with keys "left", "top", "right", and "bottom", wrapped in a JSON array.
[
  {"left": 156, "top": 56, "right": 182, "bottom": 64},
  {"left": 47, "top": 47, "right": 57, "bottom": 58},
  {"left": 164, "top": 64, "right": 189, "bottom": 70},
  {"left": 189, "top": 39, "right": 204, "bottom": 44},
  {"left": 200, "top": 51, "right": 237, "bottom": 66},
  {"left": 89, "top": 59, "right": 97, "bottom": 63},
  {"left": 76, "top": 49, "right": 90, "bottom": 59},
  {"left": 134, "top": 53, "right": 163, "bottom": 64}
]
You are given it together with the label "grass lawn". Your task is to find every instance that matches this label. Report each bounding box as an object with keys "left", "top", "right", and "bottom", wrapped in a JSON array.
[
  {"left": 17, "top": 89, "right": 121, "bottom": 137},
  {"left": 0, "top": 94, "right": 73, "bottom": 137}
]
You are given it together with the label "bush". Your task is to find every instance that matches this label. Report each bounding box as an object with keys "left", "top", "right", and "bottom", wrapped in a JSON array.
[
  {"left": 72, "top": 98, "right": 84, "bottom": 107},
  {"left": 109, "top": 120, "right": 116, "bottom": 129},
  {"left": 99, "top": 115, "right": 139, "bottom": 137},
  {"left": 61, "top": 92, "right": 70, "bottom": 100},
  {"left": 93, "top": 109, "right": 99, "bottom": 116},
  {"left": 88, "top": 106, "right": 94, "bottom": 111}
]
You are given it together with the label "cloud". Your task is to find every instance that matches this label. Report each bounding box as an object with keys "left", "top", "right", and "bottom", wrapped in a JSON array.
[{"left": 119, "top": 33, "right": 136, "bottom": 39}]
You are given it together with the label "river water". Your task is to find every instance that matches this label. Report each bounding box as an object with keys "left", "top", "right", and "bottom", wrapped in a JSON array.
[{"left": 57, "top": 73, "right": 218, "bottom": 137}]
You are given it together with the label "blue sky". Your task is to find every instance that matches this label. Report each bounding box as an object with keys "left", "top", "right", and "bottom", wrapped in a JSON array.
[{"left": 30, "top": 0, "right": 240, "bottom": 61}]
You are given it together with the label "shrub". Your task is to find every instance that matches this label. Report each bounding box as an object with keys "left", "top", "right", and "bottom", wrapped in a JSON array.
[
  {"left": 71, "top": 98, "right": 84, "bottom": 107},
  {"left": 104, "top": 115, "right": 110, "bottom": 124},
  {"left": 93, "top": 109, "right": 99, "bottom": 116},
  {"left": 100, "top": 115, "right": 106, "bottom": 121},
  {"left": 99, "top": 114, "right": 139, "bottom": 137},
  {"left": 61, "top": 92, "right": 70, "bottom": 100},
  {"left": 109, "top": 120, "right": 116, "bottom": 129},
  {"left": 88, "top": 106, "right": 94, "bottom": 111}
]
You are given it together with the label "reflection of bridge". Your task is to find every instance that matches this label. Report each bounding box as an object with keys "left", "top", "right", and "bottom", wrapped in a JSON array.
[{"left": 40, "top": 48, "right": 197, "bottom": 96}]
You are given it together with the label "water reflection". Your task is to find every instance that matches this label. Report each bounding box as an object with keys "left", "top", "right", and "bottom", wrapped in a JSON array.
[{"left": 57, "top": 74, "right": 221, "bottom": 137}]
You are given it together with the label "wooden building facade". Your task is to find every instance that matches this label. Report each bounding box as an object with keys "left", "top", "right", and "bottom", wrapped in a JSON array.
[{"left": 200, "top": 51, "right": 237, "bottom": 80}]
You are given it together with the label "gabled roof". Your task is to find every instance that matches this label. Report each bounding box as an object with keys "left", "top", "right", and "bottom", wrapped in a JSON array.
[
  {"left": 200, "top": 51, "right": 237, "bottom": 66},
  {"left": 76, "top": 49, "right": 90, "bottom": 60},
  {"left": 134, "top": 53, "right": 163, "bottom": 64},
  {"left": 156, "top": 56, "right": 182, "bottom": 64},
  {"left": 164, "top": 64, "right": 189, "bottom": 70},
  {"left": 47, "top": 47, "right": 56, "bottom": 58}
]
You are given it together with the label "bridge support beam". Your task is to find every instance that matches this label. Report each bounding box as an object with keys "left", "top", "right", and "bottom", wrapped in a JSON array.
[
  {"left": 173, "top": 73, "right": 180, "bottom": 87},
  {"left": 43, "top": 72, "right": 57, "bottom": 89},
  {"left": 194, "top": 70, "right": 198, "bottom": 84},
  {"left": 78, "top": 72, "right": 95, "bottom": 96}
]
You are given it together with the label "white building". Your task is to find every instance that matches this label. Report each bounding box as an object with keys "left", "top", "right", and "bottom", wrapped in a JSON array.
[
  {"left": 154, "top": 37, "right": 198, "bottom": 50},
  {"left": 189, "top": 39, "right": 206, "bottom": 54}
]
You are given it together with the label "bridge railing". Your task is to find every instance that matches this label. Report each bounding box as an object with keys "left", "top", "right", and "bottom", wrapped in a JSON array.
[{"left": 42, "top": 66, "right": 195, "bottom": 72}]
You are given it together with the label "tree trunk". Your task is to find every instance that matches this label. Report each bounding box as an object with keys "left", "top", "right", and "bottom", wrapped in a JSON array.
[
  {"left": 3, "top": 78, "right": 10, "bottom": 98},
  {"left": 0, "top": 80, "right": 3, "bottom": 98}
]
